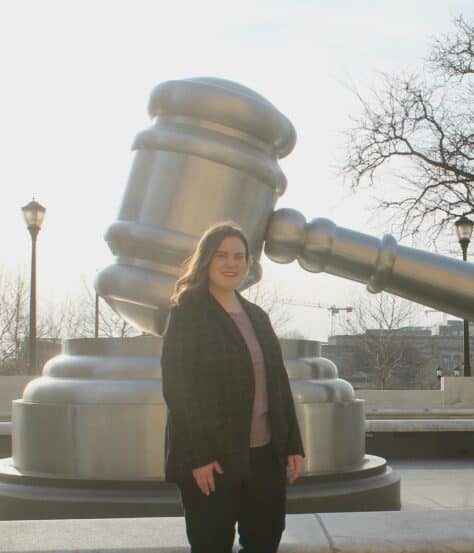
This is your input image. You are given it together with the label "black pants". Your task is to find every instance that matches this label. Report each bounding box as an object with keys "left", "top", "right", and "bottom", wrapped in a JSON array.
[{"left": 179, "top": 443, "right": 287, "bottom": 553}]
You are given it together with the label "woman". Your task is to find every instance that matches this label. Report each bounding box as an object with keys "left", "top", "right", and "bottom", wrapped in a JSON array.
[{"left": 161, "top": 222, "right": 305, "bottom": 553}]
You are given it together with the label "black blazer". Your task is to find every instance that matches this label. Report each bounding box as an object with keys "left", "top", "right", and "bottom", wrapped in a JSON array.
[{"left": 161, "top": 288, "right": 305, "bottom": 484}]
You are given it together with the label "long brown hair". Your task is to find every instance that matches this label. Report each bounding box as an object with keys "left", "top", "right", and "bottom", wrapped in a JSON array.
[{"left": 170, "top": 222, "right": 250, "bottom": 306}]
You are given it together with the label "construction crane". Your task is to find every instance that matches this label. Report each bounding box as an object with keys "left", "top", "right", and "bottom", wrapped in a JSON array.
[{"left": 282, "top": 299, "right": 353, "bottom": 337}]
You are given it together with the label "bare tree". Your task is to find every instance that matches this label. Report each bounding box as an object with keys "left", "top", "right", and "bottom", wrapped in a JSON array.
[
  {"left": 97, "top": 299, "right": 138, "bottom": 338},
  {"left": 429, "top": 15, "right": 474, "bottom": 77},
  {"left": 65, "top": 277, "right": 139, "bottom": 339},
  {"left": 340, "top": 292, "right": 425, "bottom": 388},
  {"left": 0, "top": 269, "right": 29, "bottom": 373},
  {"left": 343, "top": 15, "right": 474, "bottom": 244},
  {"left": 0, "top": 268, "right": 140, "bottom": 374},
  {"left": 345, "top": 292, "right": 418, "bottom": 334},
  {"left": 0, "top": 268, "right": 85, "bottom": 373},
  {"left": 242, "top": 281, "right": 294, "bottom": 336}
]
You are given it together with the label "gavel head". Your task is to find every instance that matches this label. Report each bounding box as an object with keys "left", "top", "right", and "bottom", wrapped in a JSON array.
[{"left": 95, "top": 77, "right": 296, "bottom": 334}]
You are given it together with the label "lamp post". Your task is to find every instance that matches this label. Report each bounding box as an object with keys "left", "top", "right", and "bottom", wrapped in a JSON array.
[
  {"left": 22, "top": 200, "right": 46, "bottom": 374},
  {"left": 95, "top": 292, "right": 99, "bottom": 338},
  {"left": 454, "top": 215, "right": 473, "bottom": 377}
]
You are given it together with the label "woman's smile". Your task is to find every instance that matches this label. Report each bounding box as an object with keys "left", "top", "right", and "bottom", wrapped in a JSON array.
[{"left": 208, "top": 236, "right": 248, "bottom": 292}]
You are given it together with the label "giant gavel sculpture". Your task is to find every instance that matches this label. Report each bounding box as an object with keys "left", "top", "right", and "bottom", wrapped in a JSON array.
[
  {"left": 4, "top": 77, "right": 473, "bottom": 518},
  {"left": 96, "top": 77, "right": 474, "bottom": 334}
]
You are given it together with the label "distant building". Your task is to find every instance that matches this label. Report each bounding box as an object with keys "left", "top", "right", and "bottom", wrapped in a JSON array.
[{"left": 321, "top": 320, "right": 474, "bottom": 389}]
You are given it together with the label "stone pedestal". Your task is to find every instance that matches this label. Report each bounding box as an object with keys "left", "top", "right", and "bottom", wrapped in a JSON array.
[{"left": 0, "top": 339, "right": 399, "bottom": 519}]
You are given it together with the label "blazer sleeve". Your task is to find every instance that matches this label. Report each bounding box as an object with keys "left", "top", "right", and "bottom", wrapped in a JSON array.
[
  {"left": 282, "top": 362, "right": 305, "bottom": 457},
  {"left": 161, "top": 304, "right": 215, "bottom": 470}
]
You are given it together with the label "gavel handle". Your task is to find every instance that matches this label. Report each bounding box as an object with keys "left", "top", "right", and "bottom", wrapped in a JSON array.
[{"left": 264, "top": 208, "right": 474, "bottom": 321}]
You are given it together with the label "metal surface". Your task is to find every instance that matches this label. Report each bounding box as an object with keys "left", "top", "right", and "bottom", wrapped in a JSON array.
[
  {"left": 265, "top": 209, "right": 474, "bottom": 322},
  {"left": 460, "top": 241, "right": 471, "bottom": 376},
  {"left": 28, "top": 228, "right": 38, "bottom": 374},
  {"left": 22, "top": 200, "right": 46, "bottom": 375},
  {"left": 2, "top": 337, "right": 400, "bottom": 516},
  {"left": 12, "top": 342, "right": 366, "bottom": 480},
  {"left": 288, "top": 358, "right": 365, "bottom": 473},
  {"left": 13, "top": 337, "right": 165, "bottom": 480},
  {"left": 96, "top": 77, "right": 295, "bottom": 335},
  {"left": 95, "top": 79, "right": 472, "bottom": 335},
  {"left": 0, "top": 454, "right": 399, "bottom": 519},
  {"left": 0, "top": 76, "right": 425, "bottom": 517}
]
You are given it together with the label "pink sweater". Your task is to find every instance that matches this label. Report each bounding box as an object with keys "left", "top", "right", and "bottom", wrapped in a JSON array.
[{"left": 229, "top": 310, "right": 272, "bottom": 448}]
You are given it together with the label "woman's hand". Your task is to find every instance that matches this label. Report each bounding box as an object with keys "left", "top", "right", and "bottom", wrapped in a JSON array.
[
  {"left": 192, "top": 460, "right": 224, "bottom": 496},
  {"left": 287, "top": 454, "right": 303, "bottom": 484}
]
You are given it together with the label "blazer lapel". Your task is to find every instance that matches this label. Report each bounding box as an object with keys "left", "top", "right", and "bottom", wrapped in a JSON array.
[
  {"left": 201, "top": 289, "right": 251, "bottom": 353},
  {"left": 200, "top": 289, "right": 276, "bottom": 375}
]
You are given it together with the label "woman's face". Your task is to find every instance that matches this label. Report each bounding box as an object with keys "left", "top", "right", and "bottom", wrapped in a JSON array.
[{"left": 207, "top": 236, "right": 248, "bottom": 293}]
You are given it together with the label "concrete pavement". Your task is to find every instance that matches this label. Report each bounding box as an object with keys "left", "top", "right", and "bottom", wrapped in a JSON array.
[{"left": 392, "top": 458, "right": 474, "bottom": 511}]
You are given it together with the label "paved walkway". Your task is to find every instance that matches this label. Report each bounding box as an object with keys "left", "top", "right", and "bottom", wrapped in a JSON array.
[
  {"left": 392, "top": 458, "right": 474, "bottom": 511},
  {"left": 0, "top": 459, "right": 473, "bottom": 552}
]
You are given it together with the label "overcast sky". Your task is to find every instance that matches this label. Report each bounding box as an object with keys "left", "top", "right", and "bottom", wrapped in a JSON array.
[{"left": 1, "top": 0, "right": 472, "bottom": 339}]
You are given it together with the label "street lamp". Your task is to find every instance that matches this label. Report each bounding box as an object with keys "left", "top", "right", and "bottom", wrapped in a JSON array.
[
  {"left": 95, "top": 292, "right": 100, "bottom": 338},
  {"left": 22, "top": 199, "right": 46, "bottom": 374},
  {"left": 454, "top": 215, "right": 473, "bottom": 377}
]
